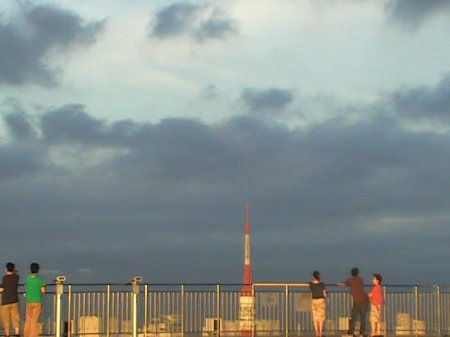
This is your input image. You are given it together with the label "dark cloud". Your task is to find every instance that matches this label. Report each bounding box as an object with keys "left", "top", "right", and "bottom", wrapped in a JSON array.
[
  {"left": 385, "top": 0, "right": 450, "bottom": 29},
  {"left": 0, "top": 3, "right": 104, "bottom": 86},
  {"left": 151, "top": 3, "right": 200, "bottom": 38},
  {"left": 388, "top": 74, "right": 450, "bottom": 121},
  {"left": 3, "top": 109, "right": 36, "bottom": 141},
  {"left": 38, "top": 103, "right": 152, "bottom": 147},
  {"left": 1, "top": 104, "right": 450, "bottom": 283},
  {"left": 150, "top": 2, "right": 236, "bottom": 41},
  {"left": 40, "top": 104, "right": 106, "bottom": 143},
  {"left": 0, "top": 106, "right": 43, "bottom": 180},
  {"left": 241, "top": 88, "right": 294, "bottom": 113},
  {"left": 193, "top": 16, "right": 237, "bottom": 41}
]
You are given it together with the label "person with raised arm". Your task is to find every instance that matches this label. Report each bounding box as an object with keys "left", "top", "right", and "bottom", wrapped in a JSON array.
[{"left": 337, "top": 267, "right": 369, "bottom": 337}]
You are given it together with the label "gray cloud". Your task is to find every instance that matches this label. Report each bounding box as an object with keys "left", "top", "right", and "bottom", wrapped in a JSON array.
[
  {"left": 3, "top": 109, "right": 36, "bottom": 142},
  {"left": 0, "top": 3, "right": 104, "bottom": 86},
  {"left": 150, "top": 2, "right": 236, "bottom": 41},
  {"left": 193, "top": 15, "right": 237, "bottom": 41},
  {"left": 0, "top": 104, "right": 42, "bottom": 180},
  {"left": 241, "top": 88, "right": 294, "bottom": 113},
  {"left": 385, "top": 0, "right": 450, "bottom": 29},
  {"left": 151, "top": 3, "right": 200, "bottom": 38},
  {"left": 2, "top": 104, "right": 450, "bottom": 283},
  {"left": 40, "top": 104, "right": 107, "bottom": 143},
  {"left": 387, "top": 73, "right": 450, "bottom": 121}
]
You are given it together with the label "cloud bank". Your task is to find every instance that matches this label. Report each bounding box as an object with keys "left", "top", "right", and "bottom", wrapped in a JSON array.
[{"left": 1, "top": 99, "right": 449, "bottom": 284}]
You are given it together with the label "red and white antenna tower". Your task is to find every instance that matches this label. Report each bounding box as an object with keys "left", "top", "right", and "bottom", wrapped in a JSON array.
[
  {"left": 240, "top": 203, "right": 254, "bottom": 336},
  {"left": 242, "top": 203, "right": 252, "bottom": 294}
]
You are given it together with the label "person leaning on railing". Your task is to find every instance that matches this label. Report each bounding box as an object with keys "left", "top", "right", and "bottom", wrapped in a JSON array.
[
  {"left": 298, "top": 271, "right": 327, "bottom": 337},
  {"left": 337, "top": 267, "right": 370, "bottom": 337},
  {"left": 24, "top": 263, "right": 46, "bottom": 337},
  {"left": 0, "top": 262, "right": 21, "bottom": 337}
]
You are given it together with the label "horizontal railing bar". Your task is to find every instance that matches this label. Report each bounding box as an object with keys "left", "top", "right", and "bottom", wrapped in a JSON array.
[{"left": 30, "top": 283, "right": 450, "bottom": 287}]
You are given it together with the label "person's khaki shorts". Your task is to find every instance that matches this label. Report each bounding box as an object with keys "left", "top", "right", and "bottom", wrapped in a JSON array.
[
  {"left": 370, "top": 304, "right": 383, "bottom": 323},
  {"left": 1, "top": 302, "right": 21, "bottom": 329},
  {"left": 311, "top": 298, "right": 327, "bottom": 322}
]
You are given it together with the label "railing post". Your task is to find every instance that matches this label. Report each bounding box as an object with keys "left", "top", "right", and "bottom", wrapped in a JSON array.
[
  {"left": 414, "top": 286, "right": 418, "bottom": 337},
  {"left": 106, "top": 285, "right": 111, "bottom": 337},
  {"left": 131, "top": 277, "right": 143, "bottom": 337},
  {"left": 55, "top": 276, "right": 66, "bottom": 337},
  {"left": 285, "top": 285, "right": 289, "bottom": 337},
  {"left": 436, "top": 285, "right": 441, "bottom": 336},
  {"left": 252, "top": 284, "right": 255, "bottom": 337},
  {"left": 181, "top": 285, "right": 185, "bottom": 337},
  {"left": 144, "top": 284, "right": 148, "bottom": 337},
  {"left": 216, "top": 284, "right": 221, "bottom": 337},
  {"left": 67, "top": 284, "right": 72, "bottom": 337}
]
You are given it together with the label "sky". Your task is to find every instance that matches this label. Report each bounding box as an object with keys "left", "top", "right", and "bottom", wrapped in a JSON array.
[{"left": 1, "top": 0, "right": 450, "bottom": 285}]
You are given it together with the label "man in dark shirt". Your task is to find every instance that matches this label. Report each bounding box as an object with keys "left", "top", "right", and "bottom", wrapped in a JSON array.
[
  {"left": 338, "top": 267, "right": 369, "bottom": 337},
  {"left": 0, "top": 262, "right": 20, "bottom": 337}
]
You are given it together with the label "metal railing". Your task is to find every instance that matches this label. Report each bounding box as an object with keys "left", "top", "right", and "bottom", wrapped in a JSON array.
[{"left": 12, "top": 281, "right": 450, "bottom": 337}]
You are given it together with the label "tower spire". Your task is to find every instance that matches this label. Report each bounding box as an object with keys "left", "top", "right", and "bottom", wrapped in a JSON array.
[{"left": 246, "top": 203, "right": 250, "bottom": 227}]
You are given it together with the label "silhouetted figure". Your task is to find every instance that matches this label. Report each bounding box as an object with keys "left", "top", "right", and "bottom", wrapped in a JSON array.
[
  {"left": 338, "top": 268, "right": 369, "bottom": 337},
  {"left": 298, "top": 271, "right": 327, "bottom": 337},
  {"left": 0, "top": 263, "right": 20, "bottom": 337},
  {"left": 24, "top": 263, "right": 46, "bottom": 337}
]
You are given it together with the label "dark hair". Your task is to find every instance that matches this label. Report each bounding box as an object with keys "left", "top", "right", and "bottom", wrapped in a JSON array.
[
  {"left": 374, "top": 273, "right": 383, "bottom": 284},
  {"left": 312, "top": 271, "right": 321, "bottom": 281},
  {"left": 30, "top": 263, "right": 40, "bottom": 274},
  {"left": 6, "top": 262, "right": 15, "bottom": 272},
  {"left": 351, "top": 267, "right": 359, "bottom": 276}
]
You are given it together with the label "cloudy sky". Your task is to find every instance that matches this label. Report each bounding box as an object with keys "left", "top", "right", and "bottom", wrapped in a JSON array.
[{"left": 1, "top": 0, "right": 450, "bottom": 285}]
